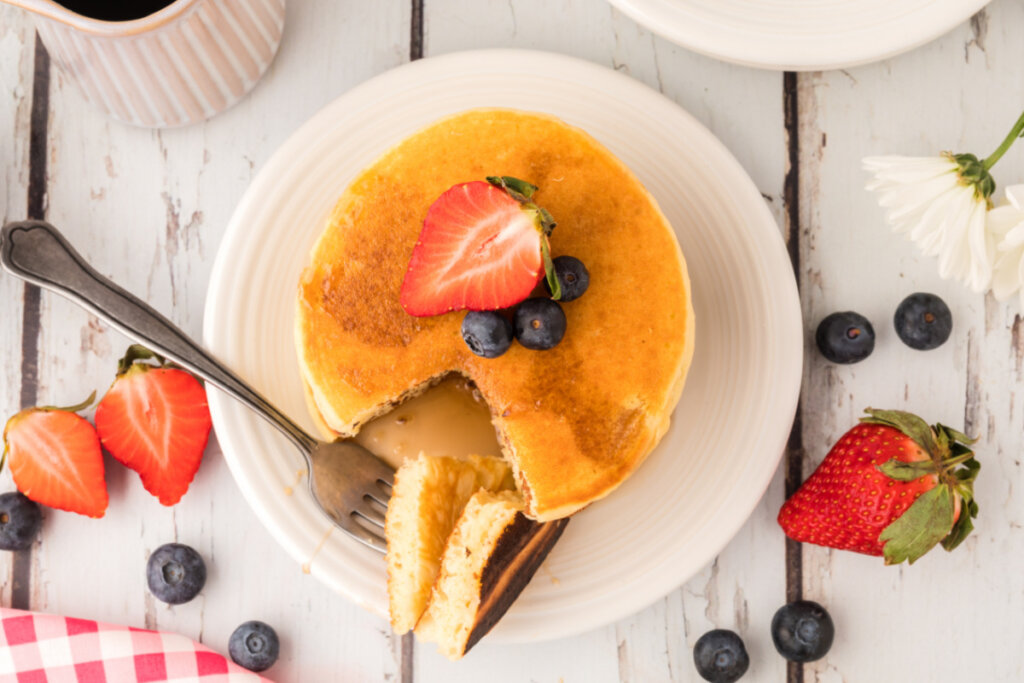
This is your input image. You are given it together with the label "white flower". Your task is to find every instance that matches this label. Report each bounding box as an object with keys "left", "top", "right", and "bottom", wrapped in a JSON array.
[
  {"left": 990, "top": 185, "right": 1024, "bottom": 307},
  {"left": 864, "top": 154, "right": 993, "bottom": 293}
]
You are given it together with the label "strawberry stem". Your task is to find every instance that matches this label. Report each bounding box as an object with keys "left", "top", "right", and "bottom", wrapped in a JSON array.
[
  {"left": 39, "top": 391, "right": 97, "bottom": 414},
  {"left": 940, "top": 451, "right": 975, "bottom": 471}
]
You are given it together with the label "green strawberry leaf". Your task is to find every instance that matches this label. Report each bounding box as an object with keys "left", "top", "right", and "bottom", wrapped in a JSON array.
[
  {"left": 861, "top": 408, "right": 938, "bottom": 455},
  {"left": 537, "top": 207, "right": 556, "bottom": 236},
  {"left": 486, "top": 176, "right": 538, "bottom": 202},
  {"left": 954, "top": 457, "right": 981, "bottom": 483},
  {"left": 946, "top": 457, "right": 980, "bottom": 553},
  {"left": 876, "top": 458, "right": 936, "bottom": 482},
  {"left": 880, "top": 485, "right": 956, "bottom": 565},
  {"left": 936, "top": 423, "right": 977, "bottom": 446},
  {"left": 116, "top": 344, "right": 166, "bottom": 375},
  {"left": 942, "top": 499, "right": 978, "bottom": 552},
  {"left": 950, "top": 442, "right": 974, "bottom": 460},
  {"left": 541, "top": 237, "right": 561, "bottom": 300}
]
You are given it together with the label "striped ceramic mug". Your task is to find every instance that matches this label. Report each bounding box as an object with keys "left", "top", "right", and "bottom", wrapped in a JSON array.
[{"left": 9, "top": 0, "right": 285, "bottom": 128}]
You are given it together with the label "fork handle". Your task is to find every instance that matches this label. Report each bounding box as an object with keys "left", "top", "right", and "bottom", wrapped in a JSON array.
[{"left": 0, "top": 220, "right": 318, "bottom": 455}]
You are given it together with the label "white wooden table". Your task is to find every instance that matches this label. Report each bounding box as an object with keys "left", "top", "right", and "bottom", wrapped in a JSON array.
[{"left": 2, "top": 1, "right": 1022, "bottom": 681}]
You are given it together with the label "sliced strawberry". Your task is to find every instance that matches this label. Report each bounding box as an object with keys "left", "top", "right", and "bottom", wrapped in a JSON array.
[
  {"left": 3, "top": 394, "right": 108, "bottom": 518},
  {"left": 400, "top": 177, "right": 559, "bottom": 317},
  {"left": 778, "top": 408, "right": 979, "bottom": 565},
  {"left": 94, "top": 346, "right": 212, "bottom": 506}
]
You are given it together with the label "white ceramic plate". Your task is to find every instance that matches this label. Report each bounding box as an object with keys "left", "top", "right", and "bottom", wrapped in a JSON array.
[
  {"left": 203, "top": 49, "right": 802, "bottom": 642},
  {"left": 608, "top": 0, "right": 990, "bottom": 71}
]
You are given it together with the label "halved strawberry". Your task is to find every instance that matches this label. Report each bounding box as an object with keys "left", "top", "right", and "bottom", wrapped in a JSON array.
[
  {"left": 3, "top": 393, "right": 108, "bottom": 518},
  {"left": 778, "top": 408, "right": 980, "bottom": 565},
  {"left": 400, "top": 176, "right": 561, "bottom": 317},
  {"left": 94, "top": 346, "right": 212, "bottom": 506}
]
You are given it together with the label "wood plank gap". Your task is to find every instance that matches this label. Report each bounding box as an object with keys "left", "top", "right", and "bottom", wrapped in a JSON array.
[
  {"left": 409, "top": 0, "right": 424, "bottom": 61},
  {"left": 782, "top": 70, "right": 804, "bottom": 683},
  {"left": 400, "top": 632, "right": 415, "bottom": 683},
  {"left": 12, "top": 34, "right": 50, "bottom": 612},
  {"left": 26, "top": 35, "right": 50, "bottom": 221}
]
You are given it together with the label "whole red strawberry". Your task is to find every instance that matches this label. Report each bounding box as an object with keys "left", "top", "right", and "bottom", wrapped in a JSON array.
[
  {"left": 95, "top": 346, "right": 212, "bottom": 506},
  {"left": 778, "top": 408, "right": 979, "bottom": 565},
  {"left": 3, "top": 393, "right": 108, "bottom": 518},
  {"left": 400, "top": 176, "right": 561, "bottom": 317}
]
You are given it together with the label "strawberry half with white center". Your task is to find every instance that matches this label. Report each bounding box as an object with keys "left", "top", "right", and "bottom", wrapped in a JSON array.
[
  {"left": 94, "top": 345, "right": 212, "bottom": 506},
  {"left": 778, "top": 408, "right": 980, "bottom": 565},
  {"left": 3, "top": 393, "right": 108, "bottom": 518},
  {"left": 400, "top": 176, "right": 561, "bottom": 317}
]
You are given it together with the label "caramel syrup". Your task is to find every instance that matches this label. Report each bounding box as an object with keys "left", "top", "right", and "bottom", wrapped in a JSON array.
[{"left": 353, "top": 376, "right": 501, "bottom": 470}]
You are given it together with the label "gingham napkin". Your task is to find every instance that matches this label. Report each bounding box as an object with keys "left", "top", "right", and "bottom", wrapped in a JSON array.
[{"left": 0, "top": 609, "right": 273, "bottom": 683}]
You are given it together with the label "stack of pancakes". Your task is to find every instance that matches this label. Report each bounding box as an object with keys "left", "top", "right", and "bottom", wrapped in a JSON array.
[{"left": 296, "top": 109, "right": 694, "bottom": 658}]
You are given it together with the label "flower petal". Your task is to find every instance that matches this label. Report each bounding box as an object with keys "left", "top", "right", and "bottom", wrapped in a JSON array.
[
  {"left": 990, "top": 205, "right": 1024, "bottom": 305},
  {"left": 1006, "top": 184, "right": 1024, "bottom": 211},
  {"left": 865, "top": 154, "right": 994, "bottom": 293}
]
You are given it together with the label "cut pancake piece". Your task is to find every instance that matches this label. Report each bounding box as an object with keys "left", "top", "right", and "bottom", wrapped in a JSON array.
[
  {"left": 415, "top": 490, "right": 569, "bottom": 660},
  {"left": 385, "top": 453, "right": 514, "bottom": 634}
]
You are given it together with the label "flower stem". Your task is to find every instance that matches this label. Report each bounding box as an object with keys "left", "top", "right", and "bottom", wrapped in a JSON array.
[{"left": 983, "top": 109, "right": 1024, "bottom": 170}]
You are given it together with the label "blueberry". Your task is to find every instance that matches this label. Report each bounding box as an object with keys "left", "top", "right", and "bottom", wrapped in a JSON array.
[
  {"left": 815, "top": 311, "right": 875, "bottom": 364},
  {"left": 229, "top": 620, "right": 280, "bottom": 672},
  {"left": 771, "top": 600, "right": 834, "bottom": 663},
  {"left": 693, "top": 629, "right": 749, "bottom": 683},
  {"left": 545, "top": 255, "right": 590, "bottom": 302},
  {"left": 893, "top": 293, "right": 952, "bottom": 350},
  {"left": 514, "top": 298, "right": 567, "bottom": 350},
  {"left": 146, "top": 543, "right": 206, "bottom": 605},
  {"left": 461, "top": 311, "right": 514, "bottom": 358},
  {"left": 0, "top": 492, "right": 41, "bottom": 551}
]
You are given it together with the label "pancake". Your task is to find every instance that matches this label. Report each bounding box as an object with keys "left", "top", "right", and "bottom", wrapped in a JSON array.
[
  {"left": 414, "top": 489, "right": 568, "bottom": 660},
  {"left": 385, "top": 453, "right": 513, "bottom": 634},
  {"left": 297, "top": 109, "right": 695, "bottom": 521}
]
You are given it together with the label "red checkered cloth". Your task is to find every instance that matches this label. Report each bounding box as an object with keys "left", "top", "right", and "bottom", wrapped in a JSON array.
[{"left": 0, "top": 609, "right": 274, "bottom": 683}]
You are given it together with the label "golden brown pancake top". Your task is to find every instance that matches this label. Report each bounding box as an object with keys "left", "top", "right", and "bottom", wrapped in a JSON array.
[{"left": 297, "top": 109, "right": 694, "bottom": 520}]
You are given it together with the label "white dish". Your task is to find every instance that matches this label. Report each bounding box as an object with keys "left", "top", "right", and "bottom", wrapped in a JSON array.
[
  {"left": 608, "top": 0, "right": 990, "bottom": 71},
  {"left": 203, "top": 49, "right": 802, "bottom": 642}
]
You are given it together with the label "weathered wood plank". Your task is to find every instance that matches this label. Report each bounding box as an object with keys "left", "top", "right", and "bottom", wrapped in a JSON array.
[
  {"left": 7, "top": 1, "right": 410, "bottom": 681},
  {"left": 0, "top": 2, "right": 35, "bottom": 612},
  {"left": 420, "top": 1, "right": 789, "bottom": 681},
  {"left": 798, "top": 1, "right": 1024, "bottom": 680},
  {"left": 8, "top": 0, "right": 1021, "bottom": 681}
]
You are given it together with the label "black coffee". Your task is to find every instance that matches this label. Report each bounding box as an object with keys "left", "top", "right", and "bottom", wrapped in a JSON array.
[{"left": 54, "top": 0, "right": 176, "bottom": 21}]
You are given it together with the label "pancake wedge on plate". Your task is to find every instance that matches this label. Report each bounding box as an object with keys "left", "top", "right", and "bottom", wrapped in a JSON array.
[
  {"left": 297, "top": 108, "right": 695, "bottom": 522},
  {"left": 385, "top": 453, "right": 513, "bottom": 634},
  {"left": 415, "top": 490, "right": 568, "bottom": 660},
  {"left": 387, "top": 455, "right": 567, "bottom": 658}
]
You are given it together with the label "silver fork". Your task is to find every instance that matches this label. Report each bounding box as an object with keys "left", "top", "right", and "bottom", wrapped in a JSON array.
[{"left": 0, "top": 220, "right": 394, "bottom": 553}]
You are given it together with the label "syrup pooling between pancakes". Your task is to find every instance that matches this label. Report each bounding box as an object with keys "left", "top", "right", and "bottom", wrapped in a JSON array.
[
  {"left": 297, "top": 108, "right": 694, "bottom": 521},
  {"left": 353, "top": 376, "right": 500, "bottom": 470}
]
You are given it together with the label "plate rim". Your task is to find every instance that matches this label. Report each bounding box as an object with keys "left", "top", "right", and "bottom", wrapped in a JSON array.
[
  {"left": 203, "top": 48, "right": 803, "bottom": 642},
  {"left": 607, "top": 0, "right": 991, "bottom": 71}
]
